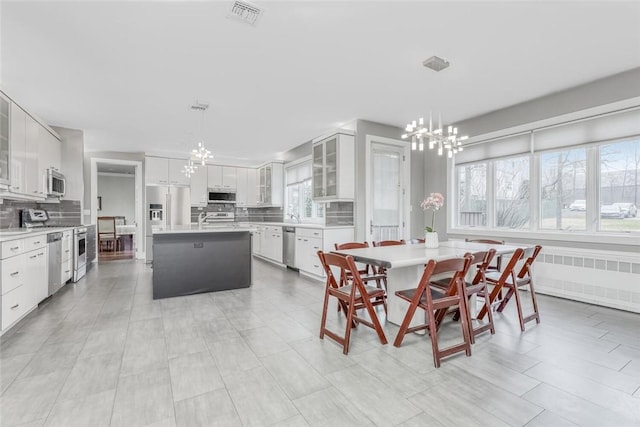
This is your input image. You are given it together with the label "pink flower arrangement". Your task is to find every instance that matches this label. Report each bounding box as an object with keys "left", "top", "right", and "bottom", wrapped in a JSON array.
[{"left": 420, "top": 192, "right": 444, "bottom": 233}]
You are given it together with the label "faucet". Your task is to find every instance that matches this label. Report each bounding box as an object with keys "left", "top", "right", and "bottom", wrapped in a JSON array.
[
  {"left": 289, "top": 213, "right": 300, "bottom": 223},
  {"left": 198, "top": 211, "right": 211, "bottom": 227}
]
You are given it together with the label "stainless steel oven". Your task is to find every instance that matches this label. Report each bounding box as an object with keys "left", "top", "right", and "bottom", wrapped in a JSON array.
[{"left": 73, "top": 226, "right": 87, "bottom": 282}]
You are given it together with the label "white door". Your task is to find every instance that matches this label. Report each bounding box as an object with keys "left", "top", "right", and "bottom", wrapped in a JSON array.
[{"left": 366, "top": 140, "right": 408, "bottom": 243}]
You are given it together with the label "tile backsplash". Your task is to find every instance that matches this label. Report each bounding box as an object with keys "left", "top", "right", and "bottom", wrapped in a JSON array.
[{"left": 0, "top": 199, "right": 82, "bottom": 228}]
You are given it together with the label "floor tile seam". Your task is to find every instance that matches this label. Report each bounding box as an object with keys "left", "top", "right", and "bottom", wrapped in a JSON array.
[
  {"left": 107, "top": 295, "right": 135, "bottom": 427},
  {"left": 159, "top": 316, "right": 179, "bottom": 427},
  {"left": 449, "top": 360, "right": 542, "bottom": 399},
  {"left": 521, "top": 381, "right": 639, "bottom": 424},
  {"left": 522, "top": 369, "right": 640, "bottom": 419}
]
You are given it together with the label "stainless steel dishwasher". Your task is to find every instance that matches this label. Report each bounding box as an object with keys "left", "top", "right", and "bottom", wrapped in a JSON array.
[
  {"left": 283, "top": 226, "right": 296, "bottom": 269},
  {"left": 47, "top": 232, "right": 63, "bottom": 296}
]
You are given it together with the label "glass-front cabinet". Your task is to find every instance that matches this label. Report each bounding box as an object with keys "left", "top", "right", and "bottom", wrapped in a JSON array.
[
  {"left": 312, "top": 132, "right": 355, "bottom": 201},
  {"left": 257, "top": 162, "right": 283, "bottom": 206},
  {"left": 0, "top": 93, "right": 9, "bottom": 187}
]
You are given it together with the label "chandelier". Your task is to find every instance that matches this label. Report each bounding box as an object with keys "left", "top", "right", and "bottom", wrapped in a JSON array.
[
  {"left": 182, "top": 159, "right": 197, "bottom": 178},
  {"left": 401, "top": 113, "right": 468, "bottom": 158},
  {"left": 190, "top": 101, "right": 213, "bottom": 166}
]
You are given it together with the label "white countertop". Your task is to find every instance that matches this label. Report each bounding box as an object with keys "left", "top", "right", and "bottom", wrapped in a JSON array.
[
  {"left": 333, "top": 241, "right": 522, "bottom": 269},
  {"left": 0, "top": 226, "right": 77, "bottom": 242},
  {"left": 239, "top": 222, "right": 354, "bottom": 229},
  {"left": 152, "top": 224, "right": 257, "bottom": 235}
]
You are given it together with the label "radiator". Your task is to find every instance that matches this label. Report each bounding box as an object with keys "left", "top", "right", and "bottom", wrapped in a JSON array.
[{"left": 534, "top": 246, "right": 640, "bottom": 313}]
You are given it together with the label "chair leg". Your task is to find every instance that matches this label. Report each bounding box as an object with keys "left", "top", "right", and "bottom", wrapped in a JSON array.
[
  {"left": 477, "top": 282, "right": 503, "bottom": 320},
  {"left": 529, "top": 281, "right": 541, "bottom": 324},
  {"left": 427, "top": 306, "right": 441, "bottom": 368},
  {"left": 343, "top": 300, "right": 357, "bottom": 355},
  {"left": 512, "top": 285, "right": 526, "bottom": 332},
  {"left": 319, "top": 287, "right": 331, "bottom": 339},
  {"left": 456, "top": 297, "right": 472, "bottom": 357},
  {"left": 393, "top": 292, "right": 421, "bottom": 347}
]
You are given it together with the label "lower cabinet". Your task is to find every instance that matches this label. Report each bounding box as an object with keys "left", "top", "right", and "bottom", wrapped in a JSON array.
[
  {"left": 1, "top": 235, "right": 48, "bottom": 333},
  {"left": 61, "top": 231, "right": 73, "bottom": 283},
  {"left": 261, "top": 225, "right": 283, "bottom": 263},
  {"left": 295, "top": 227, "right": 354, "bottom": 278}
]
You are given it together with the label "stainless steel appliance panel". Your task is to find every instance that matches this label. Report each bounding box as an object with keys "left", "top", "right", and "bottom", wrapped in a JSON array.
[
  {"left": 47, "top": 232, "right": 63, "bottom": 295},
  {"left": 146, "top": 185, "right": 191, "bottom": 263},
  {"left": 73, "top": 227, "right": 87, "bottom": 282},
  {"left": 283, "top": 226, "right": 296, "bottom": 268},
  {"left": 169, "top": 186, "right": 191, "bottom": 226}
]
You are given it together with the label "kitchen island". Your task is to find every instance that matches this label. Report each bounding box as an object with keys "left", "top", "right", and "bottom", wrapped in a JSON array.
[{"left": 151, "top": 225, "right": 253, "bottom": 299}]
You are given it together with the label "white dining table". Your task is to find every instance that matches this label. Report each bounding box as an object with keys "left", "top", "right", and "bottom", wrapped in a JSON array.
[{"left": 332, "top": 240, "right": 521, "bottom": 328}]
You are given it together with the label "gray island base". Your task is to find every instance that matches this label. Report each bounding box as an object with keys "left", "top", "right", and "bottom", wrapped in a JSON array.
[{"left": 152, "top": 230, "right": 252, "bottom": 299}]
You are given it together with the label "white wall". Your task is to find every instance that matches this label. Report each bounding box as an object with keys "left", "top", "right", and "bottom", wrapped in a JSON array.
[{"left": 97, "top": 173, "right": 135, "bottom": 223}]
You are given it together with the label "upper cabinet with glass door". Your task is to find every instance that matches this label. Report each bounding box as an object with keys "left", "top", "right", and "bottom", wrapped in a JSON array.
[
  {"left": 312, "top": 132, "right": 354, "bottom": 201},
  {"left": 0, "top": 93, "right": 9, "bottom": 188}
]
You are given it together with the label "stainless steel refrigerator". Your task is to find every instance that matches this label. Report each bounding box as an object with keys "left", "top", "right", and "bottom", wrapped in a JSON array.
[{"left": 145, "top": 185, "right": 191, "bottom": 262}]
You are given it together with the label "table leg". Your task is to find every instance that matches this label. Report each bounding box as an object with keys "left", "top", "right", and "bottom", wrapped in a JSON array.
[{"left": 385, "top": 266, "right": 427, "bottom": 333}]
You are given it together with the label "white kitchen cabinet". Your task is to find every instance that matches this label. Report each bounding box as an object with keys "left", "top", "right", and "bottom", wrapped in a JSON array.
[
  {"left": 39, "top": 126, "right": 61, "bottom": 173},
  {"left": 312, "top": 132, "right": 354, "bottom": 201},
  {"left": 261, "top": 225, "right": 283, "bottom": 263},
  {"left": 207, "top": 165, "right": 236, "bottom": 190},
  {"left": 189, "top": 164, "right": 208, "bottom": 207},
  {"left": 295, "top": 227, "right": 354, "bottom": 278},
  {"left": 252, "top": 225, "right": 263, "bottom": 256},
  {"left": 145, "top": 156, "right": 170, "bottom": 185},
  {"left": 0, "top": 93, "right": 9, "bottom": 187},
  {"left": 25, "top": 246, "right": 48, "bottom": 305},
  {"left": 61, "top": 230, "right": 73, "bottom": 284},
  {"left": 0, "top": 234, "right": 48, "bottom": 333},
  {"left": 236, "top": 167, "right": 248, "bottom": 206},
  {"left": 246, "top": 168, "right": 259, "bottom": 206},
  {"left": 258, "top": 162, "right": 283, "bottom": 206},
  {"left": 25, "top": 111, "right": 44, "bottom": 197},
  {"left": 9, "top": 102, "right": 27, "bottom": 194},
  {"left": 145, "top": 157, "right": 189, "bottom": 186},
  {"left": 168, "top": 158, "right": 189, "bottom": 185}
]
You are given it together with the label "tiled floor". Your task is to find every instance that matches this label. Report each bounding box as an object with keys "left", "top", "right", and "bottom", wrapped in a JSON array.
[{"left": 1, "top": 258, "right": 639, "bottom": 426}]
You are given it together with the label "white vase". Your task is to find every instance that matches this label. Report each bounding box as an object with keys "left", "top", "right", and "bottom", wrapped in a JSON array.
[{"left": 424, "top": 231, "right": 439, "bottom": 248}]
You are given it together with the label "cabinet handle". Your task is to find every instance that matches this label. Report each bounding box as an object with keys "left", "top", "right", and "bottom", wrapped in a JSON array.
[
  {"left": 313, "top": 264, "right": 320, "bottom": 268},
  {"left": 11, "top": 304, "right": 19, "bottom": 310},
  {"left": 304, "top": 239, "right": 308, "bottom": 242},
  {"left": 313, "top": 246, "right": 319, "bottom": 250},
  {"left": 30, "top": 254, "right": 37, "bottom": 259},
  {"left": 10, "top": 271, "right": 19, "bottom": 277},
  {"left": 65, "top": 250, "right": 70, "bottom": 253},
  {"left": 10, "top": 246, "right": 19, "bottom": 251},
  {"left": 38, "top": 252, "right": 44, "bottom": 256},
  {"left": 65, "top": 270, "right": 70, "bottom": 273},
  {"left": 34, "top": 241, "right": 41, "bottom": 245}
]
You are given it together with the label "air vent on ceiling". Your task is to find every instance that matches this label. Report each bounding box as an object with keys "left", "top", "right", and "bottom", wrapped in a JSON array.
[
  {"left": 423, "top": 56, "right": 450, "bottom": 72},
  {"left": 228, "top": 0, "right": 262, "bottom": 26},
  {"left": 190, "top": 101, "right": 209, "bottom": 111}
]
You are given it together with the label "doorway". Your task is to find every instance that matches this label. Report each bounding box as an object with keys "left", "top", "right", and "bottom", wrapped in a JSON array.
[
  {"left": 365, "top": 136, "right": 411, "bottom": 243},
  {"left": 90, "top": 158, "right": 144, "bottom": 261}
]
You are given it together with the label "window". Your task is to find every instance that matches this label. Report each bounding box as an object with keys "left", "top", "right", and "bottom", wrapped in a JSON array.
[
  {"left": 495, "top": 156, "right": 530, "bottom": 228},
  {"left": 599, "top": 138, "right": 640, "bottom": 232},
  {"left": 540, "top": 147, "right": 587, "bottom": 231},
  {"left": 285, "top": 160, "right": 323, "bottom": 221},
  {"left": 456, "top": 163, "right": 487, "bottom": 227}
]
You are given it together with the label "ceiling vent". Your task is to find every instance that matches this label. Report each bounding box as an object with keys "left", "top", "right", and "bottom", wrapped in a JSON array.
[
  {"left": 228, "top": 1, "right": 262, "bottom": 26},
  {"left": 423, "top": 56, "right": 450, "bottom": 72},
  {"left": 190, "top": 101, "right": 209, "bottom": 111}
]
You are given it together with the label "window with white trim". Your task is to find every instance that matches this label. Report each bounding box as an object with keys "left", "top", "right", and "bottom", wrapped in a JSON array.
[
  {"left": 452, "top": 107, "right": 640, "bottom": 237},
  {"left": 285, "top": 160, "right": 323, "bottom": 221}
]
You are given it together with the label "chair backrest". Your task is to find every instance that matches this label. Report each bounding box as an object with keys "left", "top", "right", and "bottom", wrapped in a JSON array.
[
  {"left": 464, "top": 249, "right": 496, "bottom": 284},
  {"left": 97, "top": 216, "right": 116, "bottom": 235},
  {"left": 495, "top": 247, "right": 525, "bottom": 284},
  {"left": 517, "top": 245, "right": 542, "bottom": 279},
  {"left": 373, "top": 240, "right": 405, "bottom": 247},
  {"left": 334, "top": 241, "right": 369, "bottom": 250},
  {"left": 418, "top": 255, "right": 473, "bottom": 298},
  {"left": 317, "top": 251, "right": 365, "bottom": 293},
  {"left": 114, "top": 216, "right": 126, "bottom": 226}
]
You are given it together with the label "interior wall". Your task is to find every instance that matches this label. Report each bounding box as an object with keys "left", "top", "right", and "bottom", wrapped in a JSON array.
[
  {"left": 97, "top": 173, "right": 135, "bottom": 223},
  {"left": 455, "top": 67, "right": 640, "bottom": 138},
  {"left": 83, "top": 151, "right": 145, "bottom": 224}
]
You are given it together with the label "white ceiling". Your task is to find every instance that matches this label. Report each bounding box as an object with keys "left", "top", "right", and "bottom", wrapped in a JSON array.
[{"left": 2, "top": 1, "right": 640, "bottom": 166}]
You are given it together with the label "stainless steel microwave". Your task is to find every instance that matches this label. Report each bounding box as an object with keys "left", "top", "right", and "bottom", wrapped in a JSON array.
[
  {"left": 47, "top": 168, "right": 66, "bottom": 197},
  {"left": 208, "top": 191, "right": 236, "bottom": 204}
]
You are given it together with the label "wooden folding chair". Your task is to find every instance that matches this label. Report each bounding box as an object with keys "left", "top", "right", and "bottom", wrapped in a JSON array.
[
  {"left": 372, "top": 239, "right": 404, "bottom": 287},
  {"left": 485, "top": 245, "right": 542, "bottom": 331},
  {"left": 465, "top": 238, "right": 504, "bottom": 271},
  {"left": 393, "top": 255, "right": 473, "bottom": 368},
  {"left": 318, "top": 251, "right": 388, "bottom": 355},
  {"left": 334, "top": 242, "right": 386, "bottom": 290}
]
